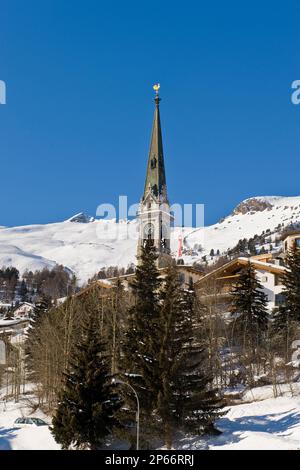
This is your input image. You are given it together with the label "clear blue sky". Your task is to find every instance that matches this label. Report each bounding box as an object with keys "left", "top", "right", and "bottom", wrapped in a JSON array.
[{"left": 1, "top": 0, "right": 300, "bottom": 227}]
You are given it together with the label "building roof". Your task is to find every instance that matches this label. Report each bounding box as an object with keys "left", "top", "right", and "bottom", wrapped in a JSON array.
[
  {"left": 195, "top": 256, "right": 287, "bottom": 287},
  {"left": 105, "top": 265, "right": 204, "bottom": 284},
  {"left": 75, "top": 279, "right": 114, "bottom": 299},
  {"left": 13, "top": 302, "right": 34, "bottom": 311},
  {"left": 282, "top": 230, "right": 300, "bottom": 241},
  {"left": 250, "top": 253, "right": 273, "bottom": 262}
]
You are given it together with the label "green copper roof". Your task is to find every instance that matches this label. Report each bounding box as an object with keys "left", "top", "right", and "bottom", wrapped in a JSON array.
[{"left": 142, "top": 94, "right": 168, "bottom": 202}]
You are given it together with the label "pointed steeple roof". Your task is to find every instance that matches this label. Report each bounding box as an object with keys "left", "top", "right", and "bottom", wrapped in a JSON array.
[{"left": 142, "top": 86, "right": 168, "bottom": 202}]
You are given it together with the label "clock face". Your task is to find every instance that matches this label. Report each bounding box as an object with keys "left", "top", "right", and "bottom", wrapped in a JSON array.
[{"left": 144, "top": 223, "right": 154, "bottom": 239}]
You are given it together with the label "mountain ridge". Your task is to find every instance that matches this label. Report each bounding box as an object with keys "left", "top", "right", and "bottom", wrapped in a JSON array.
[{"left": 0, "top": 195, "right": 299, "bottom": 284}]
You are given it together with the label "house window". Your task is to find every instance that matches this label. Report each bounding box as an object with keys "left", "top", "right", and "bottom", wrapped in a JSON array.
[
  {"left": 295, "top": 238, "right": 300, "bottom": 247},
  {"left": 275, "top": 293, "right": 286, "bottom": 306},
  {"left": 178, "top": 273, "right": 185, "bottom": 284},
  {"left": 261, "top": 276, "right": 268, "bottom": 283}
]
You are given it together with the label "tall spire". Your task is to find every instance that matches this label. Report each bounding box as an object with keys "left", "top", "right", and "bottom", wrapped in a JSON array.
[
  {"left": 137, "top": 85, "right": 173, "bottom": 268},
  {"left": 142, "top": 84, "right": 168, "bottom": 202}
]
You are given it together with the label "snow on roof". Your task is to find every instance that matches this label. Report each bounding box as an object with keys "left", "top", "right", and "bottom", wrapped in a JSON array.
[
  {"left": 0, "top": 318, "right": 29, "bottom": 327},
  {"left": 238, "top": 257, "right": 287, "bottom": 273},
  {"left": 282, "top": 230, "right": 300, "bottom": 240},
  {"left": 195, "top": 256, "right": 287, "bottom": 285}
]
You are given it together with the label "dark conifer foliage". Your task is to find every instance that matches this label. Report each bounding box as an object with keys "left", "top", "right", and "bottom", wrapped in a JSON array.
[
  {"left": 25, "top": 295, "right": 53, "bottom": 379},
  {"left": 51, "top": 307, "right": 121, "bottom": 449},
  {"left": 272, "top": 246, "right": 300, "bottom": 356},
  {"left": 18, "top": 280, "right": 28, "bottom": 302},
  {"left": 157, "top": 267, "right": 224, "bottom": 448},
  {"left": 107, "top": 278, "right": 128, "bottom": 375},
  {"left": 230, "top": 261, "right": 269, "bottom": 353},
  {"left": 280, "top": 246, "right": 300, "bottom": 323},
  {"left": 121, "top": 241, "right": 162, "bottom": 438}
]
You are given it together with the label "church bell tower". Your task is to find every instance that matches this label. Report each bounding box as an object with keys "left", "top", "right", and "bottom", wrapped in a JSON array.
[{"left": 137, "top": 85, "right": 174, "bottom": 267}]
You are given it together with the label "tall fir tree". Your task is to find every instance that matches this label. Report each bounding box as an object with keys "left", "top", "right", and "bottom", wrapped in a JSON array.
[
  {"left": 277, "top": 245, "right": 300, "bottom": 323},
  {"left": 230, "top": 261, "right": 269, "bottom": 355},
  {"left": 51, "top": 307, "right": 121, "bottom": 449},
  {"left": 18, "top": 280, "right": 28, "bottom": 302},
  {"left": 157, "top": 267, "right": 224, "bottom": 449},
  {"left": 272, "top": 246, "right": 300, "bottom": 358},
  {"left": 121, "top": 241, "right": 162, "bottom": 443},
  {"left": 107, "top": 278, "right": 127, "bottom": 375},
  {"left": 25, "top": 294, "right": 52, "bottom": 380},
  {"left": 4, "top": 305, "right": 15, "bottom": 320}
]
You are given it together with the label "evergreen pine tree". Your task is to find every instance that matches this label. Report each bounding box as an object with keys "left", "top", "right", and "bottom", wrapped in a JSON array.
[
  {"left": 25, "top": 294, "right": 52, "bottom": 379},
  {"left": 230, "top": 261, "right": 269, "bottom": 355},
  {"left": 51, "top": 308, "right": 121, "bottom": 449},
  {"left": 108, "top": 278, "right": 127, "bottom": 375},
  {"left": 157, "top": 267, "right": 224, "bottom": 449},
  {"left": 121, "top": 241, "right": 162, "bottom": 442},
  {"left": 4, "top": 306, "right": 15, "bottom": 320},
  {"left": 280, "top": 245, "right": 300, "bottom": 323},
  {"left": 248, "top": 238, "right": 257, "bottom": 255},
  {"left": 18, "top": 280, "right": 28, "bottom": 302},
  {"left": 272, "top": 246, "right": 300, "bottom": 357}
]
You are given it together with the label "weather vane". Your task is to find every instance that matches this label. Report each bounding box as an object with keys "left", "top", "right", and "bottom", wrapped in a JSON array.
[{"left": 153, "top": 83, "right": 160, "bottom": 95}]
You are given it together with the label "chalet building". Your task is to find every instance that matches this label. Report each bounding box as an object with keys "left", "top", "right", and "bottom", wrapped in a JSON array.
[
  {"left": 282, "top": 231, "right": 300, "bottom": 253},
  {"left": 76, "top": 280, "right": 114, "bottom": 300},
  {"left": 12, "top": 302, "right": 34, "bottom": 319},
  {"left": 105, "top": 265, "right": 204, "bottom": 291},
  {"left": 195, "top": 256, "right": 287, "bottom": 312}
]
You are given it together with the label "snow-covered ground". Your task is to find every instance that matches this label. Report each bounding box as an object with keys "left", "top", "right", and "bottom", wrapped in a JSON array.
[
  {"left": 176, "top": 395, "right": 300, "bottom": 450},
  {"left": 0, "top": 195, "right": 300, "bottom": 284},
  {"left": 0, "top": 394, "right": 59, "bottom": 450},
  {"left": 1, "top": 384, "right": 300, "bottom": 450},
  {"left": 175, "top": 383, "right": 300, "bottom": 450}
]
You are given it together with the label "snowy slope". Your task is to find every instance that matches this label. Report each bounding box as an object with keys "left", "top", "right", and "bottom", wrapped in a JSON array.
[
  {"left": 0, "top": 218, "right": 137, "bottom": 284},
  {"left": 0, "top": 394, "right": 59, "bottom": 450},
  {"left": 0, "top": 196, "right": 300, "bottom": 284},
  {"left": 183, "top": 196, "right": 300, "bottom": 254},
  {"left": 176, "top": 382, "right": 300, "bottom": 450},
  {"left": 1, "top": 383, "right": 300, "bottom": 450}
]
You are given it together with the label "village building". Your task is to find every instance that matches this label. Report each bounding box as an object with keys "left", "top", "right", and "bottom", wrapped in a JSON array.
[
  {"left": 195, "top": 256, "right": 287, "bottom": 312},
  {"left": 11, "top": 302, "right": 34, "bottom": 319},
  {"left": 105, "top": 265, "right": 205, "bottom": 290},
  {"left": 282, "top": 230, "right": 300, "bottom": 253}
]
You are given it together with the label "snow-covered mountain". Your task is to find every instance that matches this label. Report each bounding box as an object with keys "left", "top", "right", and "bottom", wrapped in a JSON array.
[
  {"left": 180, "top": 195, "right": 300, "bottom": 263},
  {"left": 0, "top": 196, "right": 299, "bottom": 284}
]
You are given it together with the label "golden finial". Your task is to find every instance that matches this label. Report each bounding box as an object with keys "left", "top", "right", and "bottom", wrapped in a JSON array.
[{"left": 153, "top": 83, "right": 160, "bottom": 95}]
